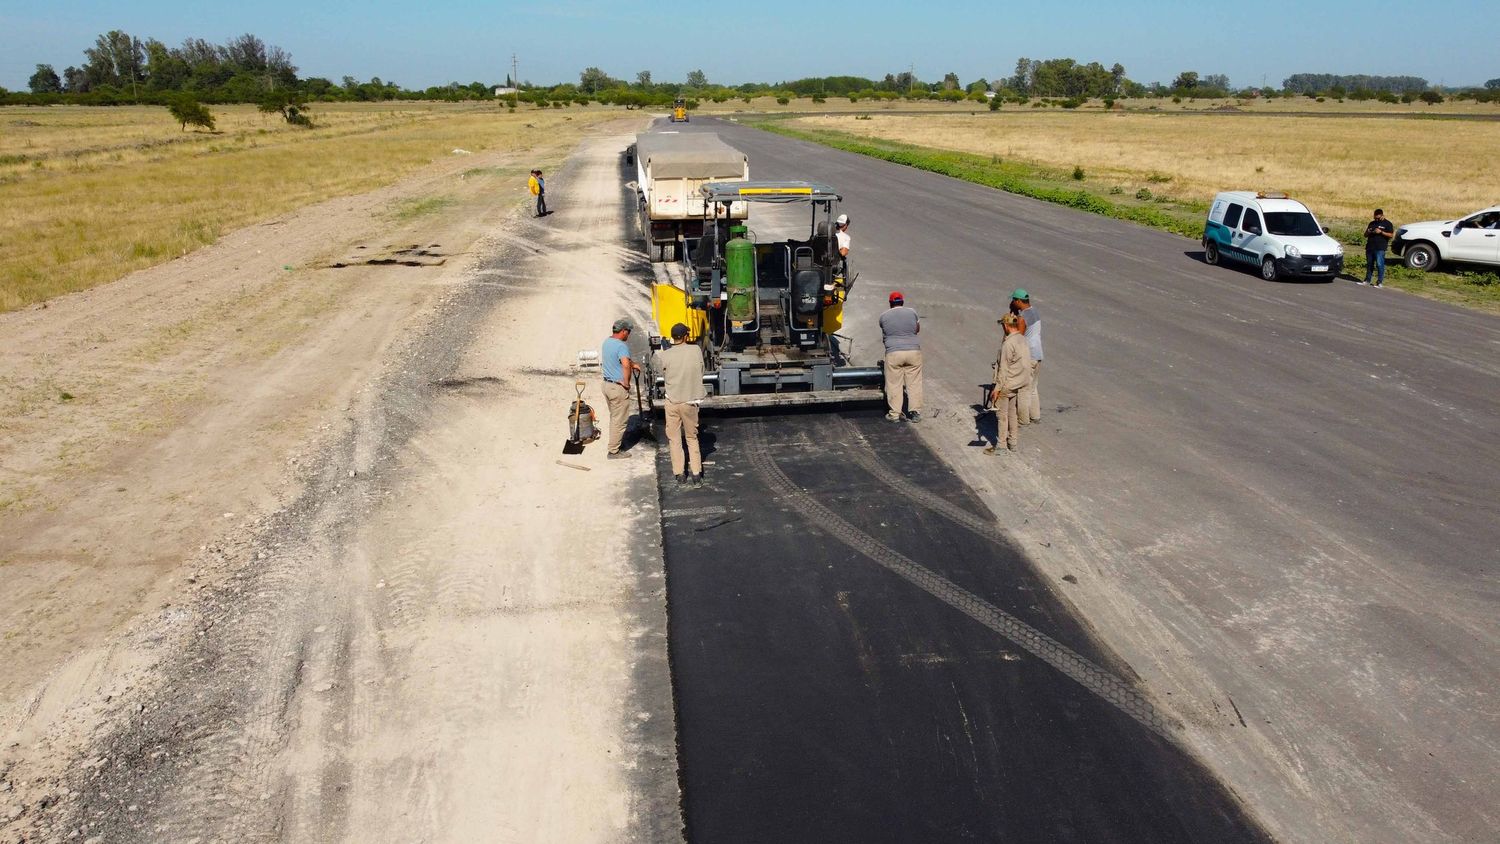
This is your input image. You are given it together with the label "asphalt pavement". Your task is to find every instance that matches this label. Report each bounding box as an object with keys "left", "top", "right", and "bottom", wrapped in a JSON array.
[{"left": 652, "top": 118, "right": 1500, "bottom": 843}]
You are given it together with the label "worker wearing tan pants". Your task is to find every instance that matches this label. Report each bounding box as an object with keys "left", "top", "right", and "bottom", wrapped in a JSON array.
[
  {"left": 879, "top": 291, "right": 923, "bottom": 422},
  {"left": 657, "top": 322, "right": 708, "bottom": 485},
  {"left": 988, "top": 313, "right": 1032, "bottom": 453},
  {"left": 600, "top": 318, "right": 639, "bottom": 458},
  {"left": 664, "top": 401, "right": 701, "bottom": 478}
]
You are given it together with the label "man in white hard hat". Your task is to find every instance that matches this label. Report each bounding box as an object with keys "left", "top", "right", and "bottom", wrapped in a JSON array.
[{"left": 834, "top": 214, "right": 851, "bottom": 275}]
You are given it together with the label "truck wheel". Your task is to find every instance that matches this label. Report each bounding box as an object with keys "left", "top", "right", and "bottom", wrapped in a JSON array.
[
  {"left": 1260, "top": 256, "right": 1279, "bottom": 281},
  {"left": 1204, "top": 240, "right": 1220, "bottom": 265},
  {"left": 1403, "top": 243, "right": 1438, "bottom": 272}
]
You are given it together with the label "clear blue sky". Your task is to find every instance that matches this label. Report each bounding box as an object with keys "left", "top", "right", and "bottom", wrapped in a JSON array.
[{"left": 4, "top": 0, "right": 1498, "bottom": 91}]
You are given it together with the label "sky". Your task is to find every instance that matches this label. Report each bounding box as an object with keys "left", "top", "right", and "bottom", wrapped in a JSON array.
[{"left": 3, "top": 0, "right": 1498, "bottom": 91}]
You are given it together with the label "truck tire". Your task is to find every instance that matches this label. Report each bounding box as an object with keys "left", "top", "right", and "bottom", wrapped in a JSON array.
[
  {"left": 1403, "top": 242, "right": 1438, "bottom": 272},
  {"left": 1260, "top": 255, "right": 1279, "bottom": 281},
  {"left": 1204, "top": 240, "right": 1220, "bottom": 265}
]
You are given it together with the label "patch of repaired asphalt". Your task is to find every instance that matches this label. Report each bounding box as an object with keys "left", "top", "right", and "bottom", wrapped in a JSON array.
[{"left": 655, "top": 408, "right": 1268, "bottom": 843}]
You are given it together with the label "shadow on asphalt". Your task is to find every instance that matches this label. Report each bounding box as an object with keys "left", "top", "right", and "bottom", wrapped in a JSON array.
[
  {"left": 1183, "top": 250, "right": 1337, "bottom": 284},
  {"left": 654, "top": 407, "right": 1270, "bottom": 843}
]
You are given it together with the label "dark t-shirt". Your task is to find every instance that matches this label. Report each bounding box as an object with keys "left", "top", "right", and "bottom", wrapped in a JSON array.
[{"left": 1365, "top": 219, "right": 1393, "bottom": 250}]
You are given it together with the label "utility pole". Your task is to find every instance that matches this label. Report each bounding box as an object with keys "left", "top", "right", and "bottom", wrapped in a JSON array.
[
  {"left": 512, "top": 53, "right": 519, "bottom": 90},
  {"left": 909, "top": 63, "right": 915, "bottom": 95}
]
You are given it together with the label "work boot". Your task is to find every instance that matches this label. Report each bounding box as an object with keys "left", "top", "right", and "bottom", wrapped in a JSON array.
[
  {"left": 906, "top": 411, "right": 921, "bottom": 423},
  {"left": 674, "top": 473, "right": 687, "bottom": 485},
  {"left": 885, "top": 412, "right": 901, "bottom": 422},
  {"left": 607, "top": 451, "right": 631, "bottom": 460},
  {"left": 691, "top": 473, "right": 704, "bottom": 488}
]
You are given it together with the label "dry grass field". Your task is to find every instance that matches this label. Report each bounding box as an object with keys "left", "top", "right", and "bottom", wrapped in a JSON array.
[
  {"left": 787, "top": 111, "right": 1500, "bottom": 229},
  {"left": 0, "top": 102, "right": 619, "bottom": 311}
]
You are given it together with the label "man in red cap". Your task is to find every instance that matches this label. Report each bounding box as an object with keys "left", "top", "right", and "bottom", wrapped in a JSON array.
[{"left": 879, "top": 291, "right": 922, "bottom": 422}]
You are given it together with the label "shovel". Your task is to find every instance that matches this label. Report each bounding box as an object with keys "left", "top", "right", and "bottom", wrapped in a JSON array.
[
  {"left": 633, "top": 370, "right": 659, "bottom": 444},
  {"left": 562, "top": 381, "right": 587, "bottom": 455}
]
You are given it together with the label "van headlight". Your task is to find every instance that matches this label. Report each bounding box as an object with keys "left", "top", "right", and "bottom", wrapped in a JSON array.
[
  {"left": 1285, "top": 245, "right": 1302, "bottom": 258},
  {"left": 1334, "top": 243, "right": 1344, "bottom": 255}
]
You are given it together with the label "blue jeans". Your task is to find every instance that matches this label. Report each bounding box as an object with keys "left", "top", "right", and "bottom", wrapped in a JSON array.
[{"left": 1365, "top": 248, "right": 1386, "bottom": 284}]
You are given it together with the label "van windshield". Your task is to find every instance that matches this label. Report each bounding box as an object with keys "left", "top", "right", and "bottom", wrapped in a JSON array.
[{"left": 1265, "top": 212, "right": 1323, "bottom": 237}]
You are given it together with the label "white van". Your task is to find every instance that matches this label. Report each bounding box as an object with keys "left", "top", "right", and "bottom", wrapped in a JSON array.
[{"left": 1202, "top": 191, "right": 1345, "bottom": 281}]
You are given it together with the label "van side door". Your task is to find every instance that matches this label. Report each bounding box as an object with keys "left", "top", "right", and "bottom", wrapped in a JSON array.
[
  {"left": 1239, "top": 207, "right": 1266, "bottom": 262},
  {"left": 1220, "top": 203, "right": 1246, "bottom": 261}
]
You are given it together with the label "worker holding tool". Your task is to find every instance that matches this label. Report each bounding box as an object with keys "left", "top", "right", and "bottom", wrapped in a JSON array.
[
  {"left": 988, "top": 312, "right": 1032, "bottom": 453},
  {"left": 658, "top": 322, "right": 706, "bottom": 486},
  {"left": 879, "top": 291, "right": 922, "bottom": 422},
  {"left": 600, "top": 318, "right": 639, "bottom": 459},
  {"left": 834, "top": 214, "right": 852, "bottom": 276},
  {"left": 1008, "top": 288, "right": 1042, "bottom": 425}
]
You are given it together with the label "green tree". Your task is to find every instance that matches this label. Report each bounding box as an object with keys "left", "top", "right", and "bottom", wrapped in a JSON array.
[
  {"left": 636, "top": 69, "right": 652, "bottom": 89},
  {"left": 84, "top": 30, "right": 146, "bottom": 96},
  {"left": 941, "top": 71, "right": 960, "bottom": 90},
  {"left": 1419, "top": 90, "right": 1444, "bottom": 105},
  {"left": 1110, "top": 63, "right": 1126, "bottom": 94},
  {"left": 1172, "top": 71, "right": 1199, "bottom": 90},
  {"left": 28, "top": 64, "right": 62, "bottom": 94},
  {"left": 1485, "top": 78, "right": 1500, "bottom": 90},
  {"left": 686, "top": 69, "right": 708, "bottom": 88},
  {"left": 579, "top": 66, "right": 611, "bottom": 94},
  {"left": 167, "top": 96, "right": 215, "bottom": 131}
]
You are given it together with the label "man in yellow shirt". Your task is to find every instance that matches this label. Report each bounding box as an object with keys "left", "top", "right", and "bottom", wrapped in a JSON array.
[{"left": 527, "top": 169, "right": 547, "bottom": 217}]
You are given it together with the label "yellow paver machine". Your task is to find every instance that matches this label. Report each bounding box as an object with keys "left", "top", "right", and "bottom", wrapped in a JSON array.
[{"left": 646, "top": 181, "right": 883, "bottom": 409}]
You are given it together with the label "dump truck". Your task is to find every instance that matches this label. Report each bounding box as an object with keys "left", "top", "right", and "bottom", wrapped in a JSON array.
[
  {"left": 644, "top": 181, "right": 883, "bottom": 409},
  {"left": 632, "top": 132, "right": 748, "bottom": 262}
]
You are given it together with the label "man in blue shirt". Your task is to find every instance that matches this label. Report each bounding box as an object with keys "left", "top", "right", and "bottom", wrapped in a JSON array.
[
  {"left": 601, "top": 318, "right": 639, "bottom": 457},
  {"left": 1009, "top": 289, "right": 1043, "bottom": 425}
]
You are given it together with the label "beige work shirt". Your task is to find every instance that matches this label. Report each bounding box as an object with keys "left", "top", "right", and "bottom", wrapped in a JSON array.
[
  {"left": 658, "top": 342, "right": 707, "bottom": 403},
  {"left": 996, "top": 332, "right": 1032, "bottom": 394}
]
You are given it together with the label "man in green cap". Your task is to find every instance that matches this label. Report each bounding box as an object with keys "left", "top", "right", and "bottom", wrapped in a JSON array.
[{"left": 1009, "top": 289, "right": 1042, "bottom": 425}]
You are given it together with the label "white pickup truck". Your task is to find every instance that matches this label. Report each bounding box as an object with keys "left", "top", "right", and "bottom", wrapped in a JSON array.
[
  {"left": 632, "top": 132, "right": 748, "bottom": 262},
  {"left": 1392, "top": 205, "right": 1500, "bottom": 271}
]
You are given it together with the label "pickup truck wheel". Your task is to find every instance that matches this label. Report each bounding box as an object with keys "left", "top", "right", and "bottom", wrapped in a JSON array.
[
  {"left": 1260, "top": 255, "right": 1279, "bottom": 281},
  {"left": 1204, "top": 240, "right": 1220, "bottom": 265},
  {"left": 1403, "top": 242, "right": 1438, "bottom": 271}
]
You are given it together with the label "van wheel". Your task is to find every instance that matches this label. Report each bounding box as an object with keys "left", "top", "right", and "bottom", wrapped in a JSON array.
[
  {"left": 1204, "top": 241, "right": 1220, "bottom": 265},
  {"left": 1403, "top": 243, "right": 1438, "bottom": 272},
  {"left": 1260, "top": 256, "right": 1279, "bottom": 281}
]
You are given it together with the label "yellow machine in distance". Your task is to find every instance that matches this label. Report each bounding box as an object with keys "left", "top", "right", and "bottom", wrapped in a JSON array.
[{"left": 670, "top": 98, "right": 689, "bottom": 123}]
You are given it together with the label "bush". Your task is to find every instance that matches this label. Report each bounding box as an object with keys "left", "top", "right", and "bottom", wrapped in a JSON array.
[
  {"left": 988, "top": 95, "right": 1001, "bottom": 111},
  {"left": 1135, "top": 188, "right": 1153, "bottom": 201},
  {"left": 1102, "top": 97, "right": 1115, "bottom": 110},
  {"left": 811, "top": 96, "right": 825, "bottom": 104},
  {"left": 776, "top": 96, "right": 789, "bottom": 105},
  {"left": 1419, "top": 90, "right": 1444, "bottom": 105},
  {"left": 1109, "top": 186, "right": 1123, "bottom": 195},
  {"left": 849, "top": 95, "right": 859, "bottom": 103},
  {"left": 167, "top": 96, "right": 215, "bottom": 131},
  {"left": 1071, "top": 165, "right": 1085, "bottom": 181}
]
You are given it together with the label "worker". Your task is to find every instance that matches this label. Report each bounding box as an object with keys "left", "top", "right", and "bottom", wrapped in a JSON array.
[
  {"left": 879, "top": 291, "right": 922, "bottom": 422},
  {"left": 1008, "top": 288, "right": 1042, "bottom": 425},
  {"left": 988, "top": 313, "right": 1032, "bottom": 453},
  {"left": 658, "top": 322, "right": 706, "bottom": 486},
  {"left": 834, "top": 214, "right": 851, "bottom": 276},
  {"left": 600, "top": 318, "right": 639, "bottom": 458},
  {"left": 528, "top": 169, "right": 548, "bottom": 217}
]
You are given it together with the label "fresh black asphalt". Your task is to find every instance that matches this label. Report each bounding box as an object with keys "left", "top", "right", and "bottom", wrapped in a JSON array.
[
  {"left": 655, "top": 410, "right": 1266, "bottom": 843},
  {"left": 647, "top": 117, "right": 1500, "bottom": 841}
]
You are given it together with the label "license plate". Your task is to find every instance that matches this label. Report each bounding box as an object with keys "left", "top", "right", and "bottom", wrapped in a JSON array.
[{"left": 1311, "top": 265, "right": 1329, "bottom": 272}]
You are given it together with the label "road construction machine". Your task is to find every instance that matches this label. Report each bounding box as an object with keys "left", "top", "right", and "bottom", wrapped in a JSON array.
[
  {"left": 670, "top": 98, "right": 689, "bottom": 122},
  {"left": 645, "top": 181, "right": 883, "bottom": 409}
]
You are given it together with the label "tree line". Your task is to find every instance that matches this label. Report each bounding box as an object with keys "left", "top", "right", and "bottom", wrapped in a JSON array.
[{"left": 7, "top": 33, "right": 1497, "bottom": 108}]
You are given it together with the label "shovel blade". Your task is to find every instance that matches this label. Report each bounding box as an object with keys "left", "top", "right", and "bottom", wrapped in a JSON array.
[{"left": 561, "top": 439, "right": 585, "bottom": 455}]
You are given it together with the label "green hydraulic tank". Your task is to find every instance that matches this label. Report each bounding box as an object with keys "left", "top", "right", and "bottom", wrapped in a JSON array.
[{"left": 725, "top": 226, "right": 756, "bottom": 324}]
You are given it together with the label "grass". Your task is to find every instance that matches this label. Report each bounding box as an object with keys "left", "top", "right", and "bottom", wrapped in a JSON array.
[
  {"left": 0, "top": 102, "right": 620, "bottom": 311},
  {"left": 391, "top": 195, "right": 458, "bottom": 221},
  {"left": 753, "top": 115, "right": 1500, "bottom": 313}
]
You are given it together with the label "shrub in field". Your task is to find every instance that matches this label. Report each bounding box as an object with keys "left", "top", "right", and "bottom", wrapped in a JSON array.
[
  {"left": 1103, "top": 97, "right": 1115, "bottom": 110},
  {"left": 1419, "top": 91, "right": 1443, "bottom": 105},
  {"left": 1071, "top": 165, "right": 1085, "bottom": 180},
  {"left": 849, "top": 95, "right": 859, "bottom": 103},
  {"left": 776, "top": 96, "right": 790, "bottom": 105},
  {"left": 741, "top": 96, "right": 752, "bottom": 103},
  {"left": 167, "top": 96, "right": 215, "bottom": 131},
  {"left": 812, "top": 96, "right": 825, "bottom": 104},
  {"left": 1135, "top": 188, "right": 1153, "bottom": 201},
  {"left": 1147, "top": 172, "right": 1172, "bottom": 183},
  {"left": 1109, "top": 186, "right": 1123, "bottom": 195},
  {"left": 988, "top": 96, "right": 1001, "bottom": 111}
]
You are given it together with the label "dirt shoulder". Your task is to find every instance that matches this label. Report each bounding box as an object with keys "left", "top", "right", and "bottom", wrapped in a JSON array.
[{"left": 2, "top": 117, "right": 680, "bottom": 842}]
